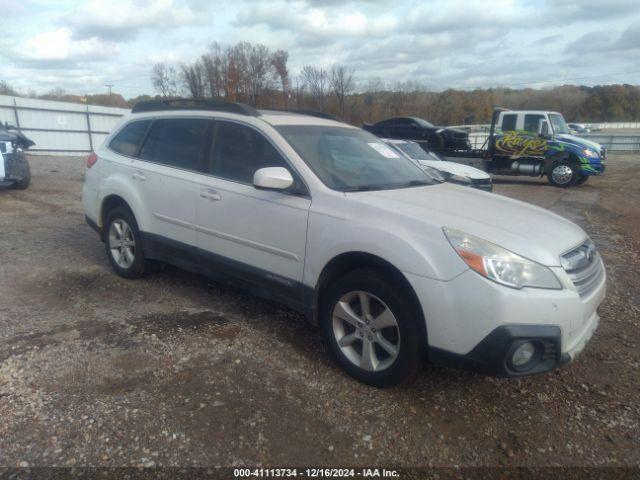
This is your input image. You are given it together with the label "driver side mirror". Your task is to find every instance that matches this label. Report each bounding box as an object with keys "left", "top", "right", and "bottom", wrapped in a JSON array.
[
  {"left": 253, "top": 167, "right": 294, "bottom": 191},
  {"left": 4, "top": 122, "right": 16, "bottom": 130},
  {"left": 539, "top": 120, "right": 550, "bottom": 138}
]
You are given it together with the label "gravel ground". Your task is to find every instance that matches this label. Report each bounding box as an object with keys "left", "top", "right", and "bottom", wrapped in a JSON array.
[{"left": 0, "top": 154, "right": 638, "bottom": 469}]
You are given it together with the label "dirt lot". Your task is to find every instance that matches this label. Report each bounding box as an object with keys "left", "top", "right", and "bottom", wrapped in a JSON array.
[{"left": 0, "top": 154, "right": 638, "bottom": 469}]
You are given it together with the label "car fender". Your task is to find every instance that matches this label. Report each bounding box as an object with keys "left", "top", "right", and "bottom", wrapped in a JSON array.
[
  {"left": 303, "top": 210, "right": 467, "bottom": 289},
  {"left": 99, "top": 173, "right": 152, "bottom": 232}
]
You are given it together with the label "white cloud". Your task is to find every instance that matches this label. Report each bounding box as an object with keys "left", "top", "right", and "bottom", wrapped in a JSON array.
[
  {"left": 21, "top": 27, "right": 116, "bottom": 62},
  {"left": 62, "top": 0, "right": 206, "bottom": 40}
]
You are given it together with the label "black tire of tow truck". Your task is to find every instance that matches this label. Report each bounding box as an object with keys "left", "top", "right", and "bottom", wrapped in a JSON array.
[{"left": 13, "top": 163, "right": 31, "bottom": 190}]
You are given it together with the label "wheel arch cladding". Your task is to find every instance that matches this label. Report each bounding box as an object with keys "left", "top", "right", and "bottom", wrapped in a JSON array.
[
  {"left": 101, "top": 195, "right": 133, "bottom": 235},
  {"left": 311, "top": 251, "right": 426, "bottom": 341}
]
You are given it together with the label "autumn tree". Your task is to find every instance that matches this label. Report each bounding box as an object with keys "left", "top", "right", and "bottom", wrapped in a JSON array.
[{"left": 272, "top": 50, "right": 290, "bottom": 107}]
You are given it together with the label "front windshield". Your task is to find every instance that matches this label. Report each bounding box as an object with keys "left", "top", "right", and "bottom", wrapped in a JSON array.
[
  {"left": 549, "top": 114, "right": 569, "bottom": 134},
  {"left": 276, "top": 126, "right": 435, "bottom": 191},
  {"left": 395, "top": 142, "right": 442, "bottom": 161},
  {"left": 414, "top": 118, "right": 434, "bottom": 128}
]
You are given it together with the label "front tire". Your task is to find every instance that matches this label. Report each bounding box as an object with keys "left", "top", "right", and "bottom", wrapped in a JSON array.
[
  {"left": 321, "top": 268, "right": 425, "bottom": 387},
  {"left": 548, "top": 161, "right": 579, "bottom": 187},
  {"left": 13, "top": 163, "right": 31, "bottom": 190},
  {"left": 104, "top": 207, "right": 152, "bottom": 279}
]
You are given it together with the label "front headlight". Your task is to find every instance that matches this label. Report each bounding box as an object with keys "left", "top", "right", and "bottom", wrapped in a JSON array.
[
  {"left": 443, "top": 228, "right": 562, "bottom": 290},
  {"left": 447, "top": 173, "right": 471, "bottom": 185},
  {"left": 421, "top": 165, "right": 446, "bottom": 182},
  {"left": 582, "top": 148, "right": 599, "bottom": 158}
]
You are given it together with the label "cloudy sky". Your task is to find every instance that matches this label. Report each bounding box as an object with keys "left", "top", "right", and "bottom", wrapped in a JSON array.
[{"left": 1, "top": 0, "right": 639, "bottom": 98}]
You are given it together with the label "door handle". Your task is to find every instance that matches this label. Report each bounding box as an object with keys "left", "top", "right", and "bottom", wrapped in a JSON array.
[
  {"left": 200, "top": 189, "right": 222, "bottom": 201},
  {"left": 132, "top": 171, "right": 146, "bottom": 181}
]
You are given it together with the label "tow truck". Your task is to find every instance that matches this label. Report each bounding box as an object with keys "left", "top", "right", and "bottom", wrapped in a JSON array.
[{"left": 445, "top": 108, "right": 606, "bottom": 187}]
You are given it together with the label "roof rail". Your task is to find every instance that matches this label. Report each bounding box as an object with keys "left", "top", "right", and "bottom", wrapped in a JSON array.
[{"left": 131, "top": 98, "right": 261, "bottom": 116}]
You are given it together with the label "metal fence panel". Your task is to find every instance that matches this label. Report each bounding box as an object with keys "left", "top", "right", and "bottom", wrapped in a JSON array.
[{"left": 0, "top": 95, "right": 129, "bottom": 155}]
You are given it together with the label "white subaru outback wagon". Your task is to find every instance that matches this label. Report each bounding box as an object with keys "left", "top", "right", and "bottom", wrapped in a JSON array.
[{"left": 83, "top": 99, "right": 606, "bottom": 387}]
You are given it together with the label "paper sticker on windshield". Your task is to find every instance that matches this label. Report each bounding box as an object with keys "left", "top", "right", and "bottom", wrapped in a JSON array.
[{"left": 368, "top": 142, "right": 400, "bottom": 158}]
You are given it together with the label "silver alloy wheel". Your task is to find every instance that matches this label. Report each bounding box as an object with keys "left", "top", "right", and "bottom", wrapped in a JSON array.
[
  {"left": 331, "top": 291, "right": 400, "bottom": 372},
  {"left": 108, "top": 219, "right": 136, "bottom": 269},
  {"left": 551, "top": 164, "right": 574, "bottom": 185}
]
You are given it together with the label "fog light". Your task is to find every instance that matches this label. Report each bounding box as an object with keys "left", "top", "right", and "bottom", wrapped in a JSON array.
[{"left": 512, "top": 342, "right": 536, "bottom": 367}]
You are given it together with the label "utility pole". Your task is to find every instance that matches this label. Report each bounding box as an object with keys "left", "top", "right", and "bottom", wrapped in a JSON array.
[{"left": 105, "top": 84, "right": 114, "bottom": 104}]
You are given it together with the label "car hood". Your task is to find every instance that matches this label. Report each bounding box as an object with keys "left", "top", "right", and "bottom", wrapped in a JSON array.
[
  {"left": 346, "top": 184, "right": 587, "bottom": 266},
  {"left": 418, "top": 159, "right": 489, "bottom": 180},
  {"left": 0, "top": 128, "right": 35, "bottom": 148},
  {"left": 555, "top": 133, "right": 601, "bottom": 152}
]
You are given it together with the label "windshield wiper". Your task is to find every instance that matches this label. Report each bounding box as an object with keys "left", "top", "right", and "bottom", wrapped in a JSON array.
[
  {"left": 341, "top": 184, "right": 388, "bottom": 192},
  {"left": 342, "top": 180, "right": 431, "bottom": 192}
]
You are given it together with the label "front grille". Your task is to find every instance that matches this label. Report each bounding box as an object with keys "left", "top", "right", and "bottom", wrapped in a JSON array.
[
  {"left": 562, "top": 241, "right": 604, "bottom": 297},
  {"left": 471, "top": 178, "right": 492, "bottom": 185}
]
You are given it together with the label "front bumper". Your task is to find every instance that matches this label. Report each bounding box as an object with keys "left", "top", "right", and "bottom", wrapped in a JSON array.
[
  {"left": 429, "top": 324, "right": 563, "bottom": 377},
  {"left": 405, "top": 263, "right": 605, "bottom": 377}
]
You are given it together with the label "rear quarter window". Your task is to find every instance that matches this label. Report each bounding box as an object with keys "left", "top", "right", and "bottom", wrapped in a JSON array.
[{"left": 109, "top": 120, "right": 152, "bottom": 157}]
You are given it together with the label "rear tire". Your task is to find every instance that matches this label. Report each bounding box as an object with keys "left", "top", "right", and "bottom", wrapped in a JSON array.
[
  {"left": 104, "top": 207, "right": 152, "bottom": 279},
  {"left": 548, "top": 161, "right": 579, "bottom": 187},
  {"left": 321, "top": 268, "right": 425, "bottom": 387}
]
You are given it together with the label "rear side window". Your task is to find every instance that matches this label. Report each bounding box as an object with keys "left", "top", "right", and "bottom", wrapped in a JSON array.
[
  {"left": 109, "top": 120, "right": 151, "bottom": 156},
  {"left": 524, "top": 114, "right": 545, "bottom": 133},
  {"left": 139, "top": 118, "right": 211, "bottom": 171},
  {"left": 211, "top": 121, "right": 288, "bottom": 183},
  {"left": 501, "top": 114, "right": 517, "bottom": 131}
]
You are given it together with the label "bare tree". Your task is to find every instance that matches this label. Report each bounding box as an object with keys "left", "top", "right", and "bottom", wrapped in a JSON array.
[
  {"left": 181, "top": 61, "right": 206, "bottom": 98},
  {"left": 330, "top": 64, "right": 355, "bottom": 118},
  {"left": 151, "top": 63, "right": 180, "bottom": 97},
  {"left": 0, "top": 80, "right": 17, "bottom": 96},
  {"left": 292, "top": 77, "right": 306, "bottom": 109},
  {"left": 301, "top": 65, "right": 328, "bottom": 111},
  {"left": 246, "top": 43, "right": 273, "bottom": 105},
  {"left": 201, "top": 42, "right": 224, "bottom": 98},
  {"left": 271, "top": 50, "right": 290, "bottom": 107}
]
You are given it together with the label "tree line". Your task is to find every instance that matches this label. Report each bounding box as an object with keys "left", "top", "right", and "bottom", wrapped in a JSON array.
[
  {"left": 2, "top": 41, "right": 640, "bottom": 126},
  {"left": 150, "top": 42, "right": 640, "bottom": 125}
]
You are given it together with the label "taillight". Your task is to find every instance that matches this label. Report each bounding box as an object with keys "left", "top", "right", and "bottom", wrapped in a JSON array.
[{"left": 86, "top": 152, "right": 98, "bottom": 169}]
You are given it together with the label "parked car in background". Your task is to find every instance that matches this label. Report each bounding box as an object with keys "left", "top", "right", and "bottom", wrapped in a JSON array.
[
  {"left": 363, "top": 117, "right": 471, "bottom": 152},
  {"left": 0, "top": 123, "right": 33, "bottom": 189},
  {"left": 84, "top": 99, "right": 605, "bottom": 387},
  {"left": 568, "top": 123, "right": 590, "bottom": 134},
  {"left": 382, "top": 138, "right": 493, "bottom": 192}
]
